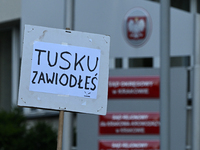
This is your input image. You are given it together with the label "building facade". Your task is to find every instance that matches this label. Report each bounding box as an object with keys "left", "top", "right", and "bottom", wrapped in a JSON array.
[{"left": 0, "top": 0, "right": 200, "bottom": 149}]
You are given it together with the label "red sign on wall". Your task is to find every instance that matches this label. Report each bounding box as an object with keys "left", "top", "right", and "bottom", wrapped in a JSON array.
[
  {"left": 108, "top": 76, "right": 159, "bottom": 99},
  {"left": 99, "top": 112, "right": 160, "bottom": 135},
  {"left": 99, "top": 140, "right": 160, "bottom": 150}
]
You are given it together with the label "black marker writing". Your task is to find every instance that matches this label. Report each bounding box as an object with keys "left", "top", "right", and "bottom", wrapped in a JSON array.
[
  {"left": 59, "top": 51, "right": 72, "bottom": 70},
  {"left": 35, "top": 49, "right": 46, "bottom": 65},
  {"left": 87, "top": 56, "right": 99, "bottom": 72},
  {"left": 74, "top": 53, "right": 85, "bottom": 71},
  {"left": 48, "top": 51, "right": 58, "bottom": 67},
  {"left": 31, "top": 71, "right": 98, "bottom": 91}
]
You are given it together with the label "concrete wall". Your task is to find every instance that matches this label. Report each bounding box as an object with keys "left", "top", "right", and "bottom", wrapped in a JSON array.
[{"left": 0, "top": 0, "right": 21, "bottom": 23}]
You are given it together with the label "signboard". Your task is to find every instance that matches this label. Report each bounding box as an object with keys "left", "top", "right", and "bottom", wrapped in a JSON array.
[
  {"left": 99, "top": 112, "right": 160, "bottom": 135},
  {"left": 99, "top": 140, "right": 160, "bottom": 150},
  {"left": 18, "top": 25, "right": 110, "bottom": 115},
  {"left": 108, "top": 76, "right": 159, "bottom": 99}
]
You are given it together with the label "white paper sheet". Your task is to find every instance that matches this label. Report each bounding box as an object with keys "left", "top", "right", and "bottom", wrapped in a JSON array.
[{"left": 29, "top": 41, "right": 101, "bottom": 99}]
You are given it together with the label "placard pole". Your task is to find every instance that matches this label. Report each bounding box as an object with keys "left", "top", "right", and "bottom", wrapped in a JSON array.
[{"left": 57, "top": 110, "right": 64, "bottom": 150}]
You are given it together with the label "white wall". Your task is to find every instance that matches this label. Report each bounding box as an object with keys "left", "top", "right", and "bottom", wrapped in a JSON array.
[
  {"left": 0, "top": 0, "right": 21, "bottom": 23},
  {"left": 74, "top": 0, "right": 193, "bottom": 59}
]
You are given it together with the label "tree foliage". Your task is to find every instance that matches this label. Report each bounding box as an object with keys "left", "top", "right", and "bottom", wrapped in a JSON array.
[
  {"left": 0, "top": 108, "right": 57, "bottom": 150},
  {"left": 24, "top": 122, "right": 57, "bottom": 150}
]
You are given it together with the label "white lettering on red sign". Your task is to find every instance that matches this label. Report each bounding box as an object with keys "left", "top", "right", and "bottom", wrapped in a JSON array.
[
  {"left": 108, "top": 76, "right": 160, "bottom": 99},
  {"left": 99, "top": 112, "right": 160, "bottom": 135},
  {"left": 99, "top": 140, "right": 160, "bottom": 150}
]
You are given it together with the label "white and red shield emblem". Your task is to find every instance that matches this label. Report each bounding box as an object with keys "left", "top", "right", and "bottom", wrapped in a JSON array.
[
  {"left": 127, "top": 16, "right": 146, "bottom": 40},
  {"left": 123, "top": 7, "right": 152, "bottom": 47}
]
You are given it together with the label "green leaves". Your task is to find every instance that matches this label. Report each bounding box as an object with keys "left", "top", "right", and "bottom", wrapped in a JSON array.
[
  {"left": 0, "top": 108, "right": 57, "bottom": 150},
  {"left": 24, "top": 122, "right": 57, "bottom": 150}
]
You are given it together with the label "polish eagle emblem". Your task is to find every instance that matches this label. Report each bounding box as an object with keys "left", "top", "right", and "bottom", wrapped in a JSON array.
[{"left": 127, "top": 17, "right": 146, "bottom": 40}]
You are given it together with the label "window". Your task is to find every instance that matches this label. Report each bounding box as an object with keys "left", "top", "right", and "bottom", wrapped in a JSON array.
[
  {"left": 115, "top": 58, "right": 122, "bottom": 68},
  {"left": 171, "top": 0, "right": 190, "bottom": 11},
  {"left": 129, "top": 58, "right": 153, "bottom": 68},
  {"left": 170, "top": 56, "right": 190, "bottom": 67},
  {"left": 149, "top": 0, "right": 190, "bottom": 12}
]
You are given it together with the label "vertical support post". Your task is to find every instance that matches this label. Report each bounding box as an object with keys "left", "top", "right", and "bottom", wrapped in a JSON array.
[
  {"left": 160, "top": 0, "right": 170, "bottom": 150},
  {"left": 57, "top": 110, "right": 64, "bottom": 150},
  {"left": 191, "top": 0, "right": 200, "bottom": 149},
  {"left": 62, "top": 1, "right": 74, "bottom": 149},
  {"left": 63, "top": 112, "right": 73, "bottom": 150},
  {"left": 12, "top": 27, "right": 20, "bottom": 107},
  {"left": 65, "top": 0, "right": 74, "bottom": 29}
]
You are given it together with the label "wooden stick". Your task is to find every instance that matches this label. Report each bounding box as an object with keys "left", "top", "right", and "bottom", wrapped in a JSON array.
[
  {"left": 57, "top": 110, "right": 64, "bottom": 150},
  {"left": 57, "top": 27, "right": 70, "bottom": 150}
]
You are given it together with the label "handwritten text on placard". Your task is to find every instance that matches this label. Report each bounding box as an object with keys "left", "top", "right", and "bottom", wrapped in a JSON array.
[{"left": 29, "top": 41, "right": 101, "bottom": 99}]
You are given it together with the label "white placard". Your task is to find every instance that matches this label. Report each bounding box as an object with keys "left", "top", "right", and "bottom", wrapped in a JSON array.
[
  {"left": 30, "top": 41, "right": 100, "bottom": 99},
  {"left": 18, "top": 25, "right": 110, "bottom": 115}
]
